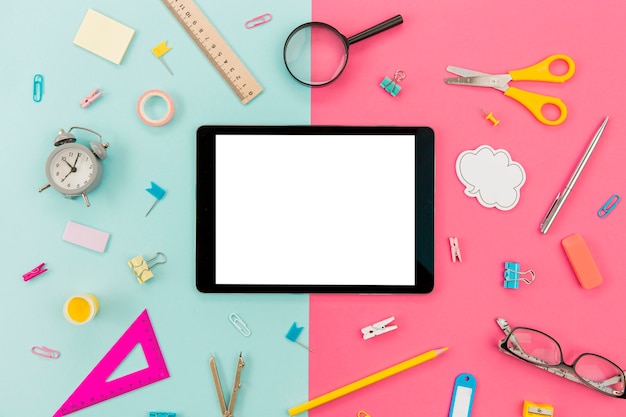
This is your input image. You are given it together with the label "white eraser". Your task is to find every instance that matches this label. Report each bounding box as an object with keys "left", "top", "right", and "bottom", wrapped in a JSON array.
[{"left": 62, "top": 221, "right": 110, "bottom": 253}]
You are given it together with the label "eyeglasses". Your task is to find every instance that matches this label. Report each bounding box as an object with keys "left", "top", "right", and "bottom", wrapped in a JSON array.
[{"left": 496, "top": 318, "right": 626, "bottom": 398}]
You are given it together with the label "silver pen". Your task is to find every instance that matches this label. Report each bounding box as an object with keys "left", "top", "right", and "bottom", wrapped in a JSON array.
[{"left": 539, "top": 116, "right": 609, "bottom": 234}]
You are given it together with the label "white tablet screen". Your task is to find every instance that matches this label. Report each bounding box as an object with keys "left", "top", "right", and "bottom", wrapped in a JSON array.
[{"left": 214, "top": 134, "right": 415, "bottom": 286}]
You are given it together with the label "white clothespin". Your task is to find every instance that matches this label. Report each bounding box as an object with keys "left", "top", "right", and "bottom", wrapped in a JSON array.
[
  {"left": 361, "top": 316, "right": 398, "bottom": 340},
  {"left": 450, "top": 237, "right": 462, "bottom": 262},
  {"left": 80, "top": 88, "right": 103, "bottom": 108}
]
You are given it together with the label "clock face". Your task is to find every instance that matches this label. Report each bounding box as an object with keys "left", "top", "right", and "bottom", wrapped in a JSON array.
[{"left": 46, "top": 144, "right": 100, "bottom": 195}]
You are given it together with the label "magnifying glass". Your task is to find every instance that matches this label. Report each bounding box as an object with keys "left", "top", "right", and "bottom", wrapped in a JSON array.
[{"left": 283, "top": 15, "right": 403, "bottom": 87}]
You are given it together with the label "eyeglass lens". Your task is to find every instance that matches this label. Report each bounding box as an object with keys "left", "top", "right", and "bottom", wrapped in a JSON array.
[
  {"left": 284, "top": 23, "right": 348, "bottom": 86},
  {"left": 507, "top": 328, "right": 625, "bottom": 396},
  {"left": 506, "top": 328, "right": 561, "bottom": 365}
]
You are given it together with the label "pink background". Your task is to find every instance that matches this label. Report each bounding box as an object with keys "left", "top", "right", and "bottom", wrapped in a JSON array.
[{"left": 310, "top": 0, "right": 626, "bottom": 416}]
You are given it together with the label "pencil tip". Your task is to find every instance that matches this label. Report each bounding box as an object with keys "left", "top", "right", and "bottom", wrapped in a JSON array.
[{"left": 435, "top": 347, "right": 449, "bottom": 355}]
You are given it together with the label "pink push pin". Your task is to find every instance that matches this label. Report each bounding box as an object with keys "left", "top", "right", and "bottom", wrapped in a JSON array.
[
  {"left": 23, "top": 262, "right": 48, "bottom": 281},
  {"left": 80, "top": 88, "right": 103, "bottom": 108}
]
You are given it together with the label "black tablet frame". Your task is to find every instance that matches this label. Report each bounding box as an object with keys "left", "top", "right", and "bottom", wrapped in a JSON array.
[{"left": 196, "top": 126, "right": 435, "bottom": 293}]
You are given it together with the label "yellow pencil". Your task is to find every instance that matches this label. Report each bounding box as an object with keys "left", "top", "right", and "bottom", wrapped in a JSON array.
[{"left": 288, "top": 347, "right": 448, "bottom": 416}]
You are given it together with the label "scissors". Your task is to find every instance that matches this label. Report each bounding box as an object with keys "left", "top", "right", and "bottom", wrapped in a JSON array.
[
  {"left": 210, "top": 353, "right": 245, "bottom": 417},
  {"left": 444, "top": 54, "right": 575, "bottom": 125}
]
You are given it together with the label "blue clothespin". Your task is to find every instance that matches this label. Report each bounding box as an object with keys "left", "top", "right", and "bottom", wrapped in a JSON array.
[
  {"left": 286, "top": 322, "right": 312, "bottom": 351},
  {"left": 145, "top": 182, "right": 166, "bottom": 216},
  {"left": 380, "top": 70, "right": 405, "bottom": 97},
  {"left": 503, "top": 261, "right": 535, "bottom": 289}
]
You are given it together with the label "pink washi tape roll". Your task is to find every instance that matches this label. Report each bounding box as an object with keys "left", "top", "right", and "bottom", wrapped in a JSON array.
[{"left": 137, "top": 89, "right": 174, "bottom": 126}]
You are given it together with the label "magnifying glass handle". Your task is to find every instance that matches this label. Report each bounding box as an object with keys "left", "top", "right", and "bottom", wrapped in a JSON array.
[{"left": 347, "top": 15, "right": 403, "bottom": 45}]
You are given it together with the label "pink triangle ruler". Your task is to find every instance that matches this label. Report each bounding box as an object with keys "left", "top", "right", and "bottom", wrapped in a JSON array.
[{"left": 53, "top": 309, "right": 170, "bottom": 417}]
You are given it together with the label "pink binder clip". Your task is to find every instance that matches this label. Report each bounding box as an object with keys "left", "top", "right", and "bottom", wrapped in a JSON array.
[
  {"left": 23, "top": 262, "right": 47, "bottom": 281},
  {"left": 80, "top": 88, "right": 103, "bottom": 108}
]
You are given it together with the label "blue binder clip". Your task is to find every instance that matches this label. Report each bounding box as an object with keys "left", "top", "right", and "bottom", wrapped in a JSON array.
[
  {"left": 503, "top": 261, "right": 535, "bottom": 289},
  {"left": 380, "top": 70, "right": 405, "bottom": 96}
]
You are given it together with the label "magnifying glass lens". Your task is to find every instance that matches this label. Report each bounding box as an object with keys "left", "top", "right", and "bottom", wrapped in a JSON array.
[{"left": 284, "top": 23, "right": 348, "bottom": 86}]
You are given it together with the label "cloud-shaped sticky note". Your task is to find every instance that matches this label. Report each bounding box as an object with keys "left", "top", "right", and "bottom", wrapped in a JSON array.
[{"left": 456, "top": 145, "right": 526, "bottom": 211}]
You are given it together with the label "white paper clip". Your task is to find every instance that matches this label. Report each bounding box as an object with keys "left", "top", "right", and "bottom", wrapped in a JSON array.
[
  {"left": 80, "top": 88, "right": 103, "bottom": 108},
  {"left": 450, "top": 237, "right": 462, "bottom": 262},
  {"left": 229, "top": 313, "right": 251, "bottom": 337},
  {"left": 361, "top": 316, "right": 398, "bottom": 340}
]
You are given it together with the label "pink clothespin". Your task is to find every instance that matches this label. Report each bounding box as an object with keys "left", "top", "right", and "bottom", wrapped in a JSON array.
[
  {"left": 80, "top": 88, "right": 103, "bottom": 108},
  {"left": 450, "top": 237, "right": 462, "bottom": 262},
  {"left": 23, "top": 262, "right": 47, "bottom": 281}
]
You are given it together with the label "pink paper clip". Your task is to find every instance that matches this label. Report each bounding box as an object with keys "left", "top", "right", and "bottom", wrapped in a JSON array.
[
  {"left": 80, "top": 88, "right": 103, "bottom": 108},
  {"left": 31, "top": 346, "right": 60, "bottom": 359},
  {"left": 23, "top": 262, "right": 47, "bottom": 281},
  {"left": 245, "top": 13, "right": 272, "bottom": 29}
]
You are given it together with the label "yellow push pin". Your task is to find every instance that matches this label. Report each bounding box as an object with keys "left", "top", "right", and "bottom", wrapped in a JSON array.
[
  {"left": 152, "top": 40, "right": 173, "bottom": 75},
  {"left": 481, "top": 108, "right": 500, "bottom": 126}
]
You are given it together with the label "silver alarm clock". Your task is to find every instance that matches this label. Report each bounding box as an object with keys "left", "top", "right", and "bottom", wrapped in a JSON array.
[{"left": 38, "top": 127, "right": 109, "bottom": 207}]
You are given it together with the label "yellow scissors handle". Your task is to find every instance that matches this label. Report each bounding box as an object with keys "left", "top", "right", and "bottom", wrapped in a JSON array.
[
  {"left": 504, "top": 86, "right": 568, "bottom": 125},
  {"left": 509, "top": 54, "right": 575, "bottom": 82}
]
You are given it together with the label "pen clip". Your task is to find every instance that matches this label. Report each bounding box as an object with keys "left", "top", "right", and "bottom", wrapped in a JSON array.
[{"left": 540, "top": 192, "right": 562, "bottom": 234}]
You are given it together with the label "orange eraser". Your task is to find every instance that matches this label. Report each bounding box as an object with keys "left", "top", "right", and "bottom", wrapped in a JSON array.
[{"left": 561, "top": 234, "right": 603, "bottom": 289}]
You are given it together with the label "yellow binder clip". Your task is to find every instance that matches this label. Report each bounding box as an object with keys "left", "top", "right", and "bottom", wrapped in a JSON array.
[
  {"left": 128, "top": 252, "right": 167, "bottom": 283},
  {"left": 522, "top": 400, "right": 554, "bottom": 417}
]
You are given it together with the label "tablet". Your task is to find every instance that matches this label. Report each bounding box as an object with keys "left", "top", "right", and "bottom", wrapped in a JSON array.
[{"left": 196, "top": 126, "right": 435, "bottom": 293}]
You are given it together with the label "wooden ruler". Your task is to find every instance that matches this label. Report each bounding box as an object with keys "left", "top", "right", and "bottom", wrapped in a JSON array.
[
  {"left": 53, "top": 310, "right": 170, "bottom": 416},
  {"left": 161, "top": 0, "right": 263, "bottom": 104}
]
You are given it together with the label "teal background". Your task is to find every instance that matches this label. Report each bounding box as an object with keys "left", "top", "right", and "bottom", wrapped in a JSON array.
[{"left": 0, "top": 1, "right": 311, "bottom": 416}]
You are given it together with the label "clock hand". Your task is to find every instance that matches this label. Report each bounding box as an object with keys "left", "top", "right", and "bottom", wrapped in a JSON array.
[
  {"left": 60, "top": 170, "right": 73, "bottom": 183},
  {"left": 60, "top": 164, "right": 77, "bottom": 183},
  {"left": 61, "top": 157, "right": 73, "bottom": 169},
  {"left": 72, "top": 153, "right": 81, "bottom": 168}
]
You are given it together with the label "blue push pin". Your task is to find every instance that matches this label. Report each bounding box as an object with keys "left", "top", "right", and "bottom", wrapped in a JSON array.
[
  {"left": 285, "top": 322, "right": 313, "bottom": 352},
  {"left": 380, "top": 70, "right": 405, "bottom": 97},
  {"left": 145, "top": 182, "right": 166, "bottom": 217}
]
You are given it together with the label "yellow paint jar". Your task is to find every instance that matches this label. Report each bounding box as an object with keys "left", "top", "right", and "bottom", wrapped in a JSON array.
[{"left": 63, "top": 294, "right": 99, "bottom": 325}]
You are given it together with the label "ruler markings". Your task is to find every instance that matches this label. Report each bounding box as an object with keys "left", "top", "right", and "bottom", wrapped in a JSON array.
[{"left": 161, "top": 0, "right": 262, "bottom": 104}]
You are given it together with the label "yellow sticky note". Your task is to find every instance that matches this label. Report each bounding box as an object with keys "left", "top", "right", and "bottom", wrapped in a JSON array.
[
  {"left": 152, "top": 41, "right": 172, "bottom": 58},
  {"left": 73, "top": 9, "right": 135, "bottom": 65}
]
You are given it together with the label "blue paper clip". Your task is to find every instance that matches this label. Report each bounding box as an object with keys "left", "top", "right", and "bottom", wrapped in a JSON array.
[
  {"left": 33, "top": 74, "right": 44, "bottom": 102},
  {"left": 598, "top": 194, "right": 620, "bottom": 218},
  {"left": 149, "top": 412, "right": 176, "bottom": 417},
  {"left": 380, "top": 70, "right": 405, "bottom": 96},
  {"left": 503, "top": 261, "right": 535, "bottom": 289}
]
